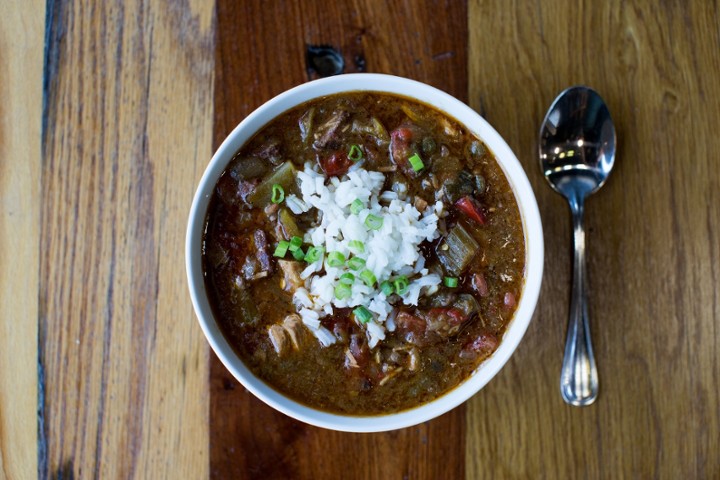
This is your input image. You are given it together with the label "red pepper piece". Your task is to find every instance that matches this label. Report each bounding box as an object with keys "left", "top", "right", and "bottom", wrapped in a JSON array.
[
  {"left": 319, "top": 151, "right": 353, "bottom": 177},
  {"left": 455, "top": 196, "right": 486, "bottom": 224},
  {"left": 389, "top": 126, "right": 416, "bottom": 175},
  {"left": 459, "top": 332, "right": 499, "bottom": 360},
  {"left": 391, "top": 126, "right": 414, "bottom": 143}
]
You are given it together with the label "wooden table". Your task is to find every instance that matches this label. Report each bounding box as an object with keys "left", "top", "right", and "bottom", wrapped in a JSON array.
[{"left": 2, "top": 1, "right": 718, "bottom": 478}]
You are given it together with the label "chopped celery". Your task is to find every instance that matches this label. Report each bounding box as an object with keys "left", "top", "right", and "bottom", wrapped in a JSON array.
[
  {"left": 278, "top": 208, "right": 302, "bottom": 240},
  {"left": 230, "top": 283, "right": 260, "bottom": 324},
  {"left": 371, "top": 117, "right": 390, "bottom": 143},
  {"left": 247, "top": 162, "right": 297, "bottom": 206},
  {"left": 351, "top": 116, "right": 389, "bottom": 144},
  {"left": 436, "top": 222, "right": 480, "bottom": 276},
  {"left": 299, "top": 107, "right": 315, "bottom": 143},
  {"left": 400, "top": 104, "right": 422, "bottom": 123}
]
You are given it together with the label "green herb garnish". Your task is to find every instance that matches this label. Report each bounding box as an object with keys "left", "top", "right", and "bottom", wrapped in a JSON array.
[
  {"left": 408, "top": 153, "right": 424, "bottom": 172},
  {"left": 348, "top": 144, "right": 363, "bottom": 162},
  {"left": 335, "top": 283, "right": 352, "bottom": 300},
  {"left": 364, "top": 214, "right": 383, "bottom": 230},
  {"left": 288, "top": 236, "right": 303, "bottom": 252},
  {"left": 348, "top": 240, "right": 365, "bottom": 253},
  {"left": 339, "top": 272, "right": 355, "bottom": 285},
  {"left": 350, "top": 199, "right": 364, "bottom": 215},
  {"left": 394, "top": 275, "right": 409, "bottom": 295},
  {"left": 271, "top": 184, "right": 285, "bottom": 203},
  {"left": 273, "top": 240, "right": 290, "bottom": 258},
  {"left": 327, "top": 251, "right": 346, "bottom": 268},
  {"left": 291, "top": 247, "right": 305, "bottom": 260},
  {"left": 347, "top": 256, "right": 366, "bottom": 271},
  {"left": 359, "top": 269, "right": 377, "bottom": 287},
  {"left": 304, "top": 246, "right": 324, "bottom": 263},
  {"left": 353, "top": 306, "right": 372, "bottom": 323}
]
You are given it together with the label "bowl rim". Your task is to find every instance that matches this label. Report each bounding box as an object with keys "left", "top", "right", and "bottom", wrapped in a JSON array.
[{"left": 186, "top": 73, "right": 543, "bottom": 432}]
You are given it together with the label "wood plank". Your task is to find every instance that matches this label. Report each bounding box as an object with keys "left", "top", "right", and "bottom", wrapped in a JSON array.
[
  {"left": 467, "top": 0, "right": 720, "bottom": 477},
  {"left": 211, "top": 1, "right": 468, "bottom": 478},
  {"left": 40, "top": 0, "right": 214, "bottom": 477},
  {"left": 0, "top": 1, "right": 45, "bottom": 478}
]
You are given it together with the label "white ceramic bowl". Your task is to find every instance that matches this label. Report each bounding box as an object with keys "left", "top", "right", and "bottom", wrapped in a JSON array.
[{"left": 186, "top": 73, "right": 543, "bottom": 432}]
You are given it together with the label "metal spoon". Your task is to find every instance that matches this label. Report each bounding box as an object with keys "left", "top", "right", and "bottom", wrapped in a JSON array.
[{"left": 539, "top": 86, "right": 616, "bottom": 406}]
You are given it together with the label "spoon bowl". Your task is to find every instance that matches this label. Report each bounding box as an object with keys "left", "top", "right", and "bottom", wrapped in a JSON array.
[
  {"left": 539, "top": 86, "right": 616, "bottom": 406},
  {"left": 541, "top": 87, "right": 616, "bottom": 199}
]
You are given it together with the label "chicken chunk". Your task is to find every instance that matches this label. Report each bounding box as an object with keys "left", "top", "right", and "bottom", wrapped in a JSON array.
[
  {"left": 278, "top": 259, "right": 304, "bottom": 292},
  {"left": 282, "top": 314, "right": 304, "bottom": 350},
  {"left": 267, "top": 314, "right": 307, "bottom": 355},
  {"left": 268, "top": 325, "right": 287, "bottom": 355},
  {"left": 313, "top": 110, "right": 350, "bottom": 150}
]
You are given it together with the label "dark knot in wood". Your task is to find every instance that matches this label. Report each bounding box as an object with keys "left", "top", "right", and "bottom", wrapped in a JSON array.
[{"left": 306, "top": 44, "right": 345, "bottom": 79}]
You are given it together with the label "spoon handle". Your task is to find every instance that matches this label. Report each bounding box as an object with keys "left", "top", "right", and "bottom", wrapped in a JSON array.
[{"left": 561, "top": 198, "right": 599, "bottom": 406}]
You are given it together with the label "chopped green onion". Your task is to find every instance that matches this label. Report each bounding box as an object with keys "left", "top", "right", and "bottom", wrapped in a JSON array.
[
  {"left": 339, "top": 272, "right": 355, "bottom": 285},
  {"left": 273, "top": 240, "right": 290, "bottom": 258},
  {"left": 350, "top": 199, "right": 364, "bottom": 215},
  {"left": 353, "top": 306, "right": 373, "bottom": 323},
  {"left": 347, "top": 256, "right": 366, "bottom": 271},
  {"left": 291, "top": 247, "right": 305, "bottom": 260},
  {"left": 380, "top": 281, "right": 394, "bottom": 295},
  {"left": 327, "top": 251, "right": 346, "bottom": 267},
  {"left": 348, "top": 240, "right": 365, "bottom": 253},
  {"left": 364, "top": 214, "right": 383, "bottom": 230},
  {"left": 348, "top": 144, "right": 363, "bottom": 162},
  {"left": 271, "top": 184, "right": 285, "bottom": 203},
  {"left": 394, "top": 276, "right": 409, "bottom": 295},
  {"left": 359, "top": 269, "right": 377, "bottom": 287},
  {"left": 444, "top": 276, "right": 459, "bottom": 288},
  {"left": 408, "top": 153, "right": 424, "bottom": 172},
  {"left": 335, "top": 283, "right": 352, "bottom": 300},
  {"left": 304, "top": 246, "right": 324, "bottom": 263},
  {"left": 288, "top": 236, "right": 303, "bottom": 252}
]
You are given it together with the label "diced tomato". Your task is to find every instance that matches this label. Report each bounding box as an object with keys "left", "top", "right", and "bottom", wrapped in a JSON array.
[
  {"left": 503, "top": 292, "right": 516, "bottom": 308},
  {"left": 327, "top": 314, "right": 351, "bottom": 343},
  {"left": 447, "top": 308, "right": 467, "bottom": 323},
  {"left": 389, "top": 127, "right": 414, "bottom": 172},
  {"left": 470, "top": 333, "right": 499, "bottom": 352},
  {"left": 319, "top": 151, "right": 353, "bottom": 176},
  {"left": 395, "top": 311, "right": 427, "bottom": 344},
  {"left": 391, "top": 127, "right": 414, "bottom": 143},
  {"left": 396, "top": 311, "right": 425, "bottom": 332},
  {"left": 427, "top": 307, "right": 466, "bottom": 326},
  {"left": 471, "top": 273, "right": 489, "bottom": 297},
  {"left": 349, "top": 333, "right": 370, "bottom": 367},
  {"left": 459, "top": 332, "right": 499, "bottom": 360},
  {"left": 454, "top": 196, "right": 486, "bottom": 224}
]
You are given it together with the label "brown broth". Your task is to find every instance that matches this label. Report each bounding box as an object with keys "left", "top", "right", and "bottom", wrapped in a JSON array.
[{"left": 203, "top": 92, "right": 525, "bottom": 415}]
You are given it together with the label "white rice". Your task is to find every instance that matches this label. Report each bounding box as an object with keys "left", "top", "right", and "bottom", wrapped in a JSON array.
[
  {"left": 285, "top": 194, "right": 311, "bottom": 214},
  {"left": 294, "top": 163, "right": 443, "bottom": 348}
]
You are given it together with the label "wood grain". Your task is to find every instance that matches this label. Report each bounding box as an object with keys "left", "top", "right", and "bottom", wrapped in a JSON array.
[
  {"left": 39, "top": 0, "right": 214, "bottom": 477},
  {"left": 3, "top": 1, "right": 717, "bottom": 478},
  {"left": 212, "top": 1, "right": 468, "bottom": 478},
  {"left": 467, "top": 1, "right": 720, "bottom": 478},
  {"left": 0, "top": 1, "right": 45, "bottom": 478}
]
